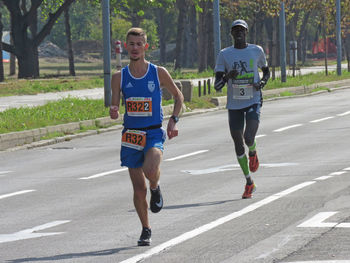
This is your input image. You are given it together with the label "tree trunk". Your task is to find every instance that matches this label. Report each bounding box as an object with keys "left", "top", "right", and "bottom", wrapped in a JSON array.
[
  {"left": 344, "top": 34, "right": 350, "bottom": 72},
  {"left": 3, "top": 0, "right": 75, "bottom": 79},
  {"left": 198, "top": 0, "right": 208, "bottom": 72},
  {"left": 158, "top": 8, "right": 166, "bottom": 64},
  {"left": 29, "top": 8, "right": 39, "bottom": 78},
  {"left": 0, "top": 12, "right": 4, "bottom": 82},
  {"left": 297, "top": 12, "right": 310, "bottom": 63},
  {"left": 64, "top": 8, "right": 75, "bottom": 76},
  {"left": 9, "top": 33, "right": 15, "bottom": 76},
  {"left": 322, "top": 18, "right": 328, "bottom": 76},
  {"left": 188, "top": 5, "right": 197, "bottom": 67},
  {"left": 206, "top": 1, "right": 214, "bottom": 70},
  {"left": 174, "top": 0, "right": 187, "bottom": 70}
]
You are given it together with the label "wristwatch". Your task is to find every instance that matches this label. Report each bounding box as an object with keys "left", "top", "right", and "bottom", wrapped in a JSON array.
[{"left": 170, "top": 115, "right": 179, "bottom": 123}]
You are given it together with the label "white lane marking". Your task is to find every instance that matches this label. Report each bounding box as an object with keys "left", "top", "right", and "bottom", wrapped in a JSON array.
[
  {"left": 330, "top": 171, "right": 347, "bottom": 175},
  {"left": 79, "top": 168, "right": 128, "bottom": 180},
  {"left": 255, "top": 134, "right": 267, "bottom": 138},
  {"left": 298, "top": 212, "right": 350, "bottom": 228},
  {"left": 314, "top": 175, "right": 333, "bottom": 181},
  {"left": 273, "top": 124, "right": 303, "bottom": 132},
  {"left": 283, "top": 261, "right": 350, "bottom": 263},
  {"left": 164, "top": 150, "right": 209, "bottom": 162},
  {"left": 343, "top": 167, "right": 350, "bottom": 171},
  {"left": 0, "top": 171, "right": 13, "bottom": 175},
  {"left": 337, "top": 111, "right": 350, "bottom": 116},
  {"left": 182, "top": 163, "right": 298, "bottom": 175},
  {"left": 309, "top": 116, "right": 334, "bottom": 123},
  {"left": 0, "top": 190, "right": 36, "bottom": 200},
  {"left": 119, "top": 181, "right": 315, "bottom": 263},
  {"left": 0, "top": 220, "right": 70, "bottom": 244},
  {"left": 298, "top": 212, "right": 338, "bottom": 228}
]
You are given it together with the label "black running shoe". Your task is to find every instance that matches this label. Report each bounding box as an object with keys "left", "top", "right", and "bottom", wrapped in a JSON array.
[
  {"left": 150, "top": 185, "right": 163, "bottom": 213},
  {"left": 137, "top": 227, "right": 151, "bottom": 246}
]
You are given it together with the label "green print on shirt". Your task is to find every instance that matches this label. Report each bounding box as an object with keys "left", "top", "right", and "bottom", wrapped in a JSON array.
[{"left": 249, "top": 59, "right": 254, "bottom": 69}]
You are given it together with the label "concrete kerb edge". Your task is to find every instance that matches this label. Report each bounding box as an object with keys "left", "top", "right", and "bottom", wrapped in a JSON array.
[{"left": 2, "top": 81, "right": 350, "bottom": 152}]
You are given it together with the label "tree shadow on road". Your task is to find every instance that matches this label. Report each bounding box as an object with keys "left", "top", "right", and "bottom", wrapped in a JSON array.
[{"left": 6, "top": 246, "right": 137, "bottom": 262}]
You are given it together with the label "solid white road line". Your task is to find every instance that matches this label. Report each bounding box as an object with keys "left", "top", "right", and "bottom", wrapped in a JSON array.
[
  {"left": 273, "top": 124, "right": 303, "bottom": 132},
  {"left": 314, "top": 175, "right": 333, "bottom": 181},
  {"left": 330, "top": 171, "right": 347, "bottom": 175},
  {"left": 119, "top": 181, "right": 315, "bottom": 263},
  {"left": 309, "top": 116, "right": 335, "bottom": 123},
  {"left": 283, "top": 260, "right": 350, "bottom": 263},
  {"left": 0, "top": 190, "right": 36, "bottom": 200},
  {"left": 337, "top": 111, "right": 350, "bottom": 116},
  {"left": 164, "top": 150, "right": 209, "bottom": 162},
  {"left": 79, "top": 168, "right": 128, "bottom": 180},
  {"left": 0, "top": 171, "right": 13, "bottom": 175},
  {"left": 255, "top": 134, "right": 267, "bottom": 138},
  {"left": 343, "top": 167, "right": 350, "bottom": 171}
]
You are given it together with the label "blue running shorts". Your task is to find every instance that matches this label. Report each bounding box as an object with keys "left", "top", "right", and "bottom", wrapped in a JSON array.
[{"left": 120, "top": 127, "right": 166, "bottom": 168}]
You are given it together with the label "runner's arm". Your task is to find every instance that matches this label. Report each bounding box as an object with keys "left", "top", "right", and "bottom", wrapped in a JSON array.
[
  {"left": 110, "top": 72, "right": 121, "bottom": 119},
  {"left": 158, "top": 66, "right": 184, "bottom": 139}
]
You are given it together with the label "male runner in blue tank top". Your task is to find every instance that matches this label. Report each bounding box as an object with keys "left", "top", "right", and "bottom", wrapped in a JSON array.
[
  {"left": 214, "top": 19, "right": 270, "bottom": 199},
  {"left": 110, "top": 28, "right": 184, "bottom": 246}
]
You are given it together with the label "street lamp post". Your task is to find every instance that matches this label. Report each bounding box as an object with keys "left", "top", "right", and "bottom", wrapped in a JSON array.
[
  {"left": 336, "top": 0, "right": 342, "bottom": 76},
  {"left": 279, "top": 1, "right": 287, "bottom": 83},
  {"left": 102, "top": 0, "right": 111, "bottom": 107},
  {"left": 213, "top": 0, "right": 221, "bottom": 64}
]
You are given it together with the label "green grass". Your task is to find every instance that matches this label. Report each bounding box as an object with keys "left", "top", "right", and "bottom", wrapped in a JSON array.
[
  {"left": 0, "top": 97, "right": 110, "bottom": 133},
  {"left": 265, "top": 70, "right": 350, "bottom": 90},
  {"left": 0, "top": 77, "right": 103, "bottom": 97}
]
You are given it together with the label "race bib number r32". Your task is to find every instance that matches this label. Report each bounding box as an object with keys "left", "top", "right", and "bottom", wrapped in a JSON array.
[{"left": 122, "top": 130, "right": 146, "bottom": 151}]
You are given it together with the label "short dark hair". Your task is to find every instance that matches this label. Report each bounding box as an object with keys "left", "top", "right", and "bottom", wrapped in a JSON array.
[{"left": 126, "top": 27, "right": 147, "bottom": 43}]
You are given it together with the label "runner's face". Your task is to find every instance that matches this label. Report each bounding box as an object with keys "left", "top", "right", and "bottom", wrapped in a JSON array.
[
  {"left": 231, "top": 26, "right": 247, "bottom": 42},
  {"left": 126, "top": 35, "right": 147, "bottom": 61}
]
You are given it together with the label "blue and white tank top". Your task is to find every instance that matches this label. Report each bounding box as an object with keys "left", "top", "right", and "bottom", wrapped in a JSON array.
[{"left": 121, "top": 63, "right": 163, "bottom": 129}]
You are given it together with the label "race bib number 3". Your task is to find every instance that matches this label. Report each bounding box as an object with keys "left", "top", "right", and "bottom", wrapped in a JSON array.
[
  {"left": 232, "top": 84, "right": 254, "bottom": 100},
  {"left": 126, "top": 97, "right": 152, "bottom": 116},
  {"left": 122, "top": 130, "right": 146, "bottom": 151}
]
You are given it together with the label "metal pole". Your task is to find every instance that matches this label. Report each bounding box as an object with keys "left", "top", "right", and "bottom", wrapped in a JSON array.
[
  {"left": 279, "top": 1, "right": 286, "bottom": 82},
  {"left": 336, "top": 0, "right": 342, "bottom": 76},
  {"left": 213, "top": 0, "right": 221, "bottom": 63},
  {"left": 102, "top": 0, "right": 111, "bottom": 107}
]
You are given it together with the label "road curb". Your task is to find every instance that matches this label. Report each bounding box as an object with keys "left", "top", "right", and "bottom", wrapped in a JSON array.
[{"left": 1, "top": 79, "right": 350, "bottom": 152}]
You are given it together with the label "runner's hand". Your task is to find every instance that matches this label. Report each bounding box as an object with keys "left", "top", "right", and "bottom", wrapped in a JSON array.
[
  {"left": 254, "top": 80, "right": 267, "bottom": 90},
  {"left": 224, "top": 69, "right": 239, "bottom": 81},
  {"left": 167, "top": 118, "right": 178, "bottom": 139},
  {"left": 110, "top": 105, "right": 119, "bottom": 119}
]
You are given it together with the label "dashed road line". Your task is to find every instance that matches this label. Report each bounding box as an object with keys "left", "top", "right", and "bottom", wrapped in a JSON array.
[
  {"left": 309, "top": 116, "right": 335, "bottom": 123},
  {"left": 164, "top": 150, "right": 209, "bottom": 162},
  {"left": 0, "top": 190, "right": 36, "bottom": 200},
  {"left": 337, "top": 111, "right": 350, "bottom": 116},
  {"left": 79, "top": 168, "right": 128, "bottom": 180},
  {"left": 273, "top": 124, "right": 303, "bottom": 132}
]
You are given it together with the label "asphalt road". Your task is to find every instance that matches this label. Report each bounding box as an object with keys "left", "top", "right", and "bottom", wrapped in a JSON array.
[{"left": 1, "top": 88, "right": 350, "bottom": 263}]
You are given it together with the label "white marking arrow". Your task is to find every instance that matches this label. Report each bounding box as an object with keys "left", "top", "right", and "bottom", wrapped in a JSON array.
[
  {"left": 298, "top": 212, "right": 350, "bottom": 228},
  {"left": 0, "top": 220, "right": 70, "bottom": 244}
]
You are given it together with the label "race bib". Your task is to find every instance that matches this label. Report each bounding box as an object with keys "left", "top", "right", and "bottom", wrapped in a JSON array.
[
  {"left": 121, "top": 130, "right": 146, "bottom": 151},
  {"left": 126, "top": 97, "right": 152, "bottom": 116},
  {"left": 232, "top": 84, "right": 254, "bottom": 99}
]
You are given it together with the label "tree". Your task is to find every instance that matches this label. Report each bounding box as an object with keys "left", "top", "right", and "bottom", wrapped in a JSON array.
[
  {"left": 64, "top": 6, "right": 75, "bottom": 76},
  {"left": 1, "top": 0, "right": 75, "bottom": 78}
]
